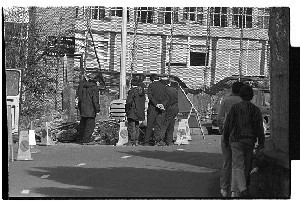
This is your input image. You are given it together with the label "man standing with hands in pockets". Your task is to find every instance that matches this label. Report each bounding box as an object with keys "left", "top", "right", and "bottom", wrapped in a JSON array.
[{"left": 77, "top": 72, "right": 101, "bottom": 145}]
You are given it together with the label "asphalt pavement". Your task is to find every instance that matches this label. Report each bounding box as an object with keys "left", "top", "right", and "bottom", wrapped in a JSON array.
[{"left": 8, "top": 134, "right": 224, "bottom": 199}]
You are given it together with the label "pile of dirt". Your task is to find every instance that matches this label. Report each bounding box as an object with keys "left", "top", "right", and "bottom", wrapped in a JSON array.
[{"left": 92, "top": 120, "right": 120, "bottom": 145}]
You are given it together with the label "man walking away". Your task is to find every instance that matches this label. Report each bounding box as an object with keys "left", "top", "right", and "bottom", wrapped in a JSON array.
[
  {"left": 218, "top": 81, "right": 244, "bottom": 197},
  {"left": 144, "top": 74, "right": 168, "bottom": 146},
  {"left": 162, "top": 79, "right": 179, "bottom": 146},
  {"left": 77, "top": 72, "right": 100, "bottom": 145},
  {"left": 223, "top": 85, "right": 265, "bottom": 197},
  {"left": 125, "top": 79, "right": 146, "bottom": 146}
]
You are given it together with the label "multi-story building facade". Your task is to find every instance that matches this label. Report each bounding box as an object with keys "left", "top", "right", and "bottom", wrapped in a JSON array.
[
  {"left": 75, "top": 7, "right": 270, "bottom": 89},
  {"left": 6, "top": 6, "right": 270, "bottom": 120}
]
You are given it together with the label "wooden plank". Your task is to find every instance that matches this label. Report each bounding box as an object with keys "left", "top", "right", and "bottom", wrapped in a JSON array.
[
  {"left": 110, "top": 112, "right": 126, "bottom": 117},
  {"left": 110, "top": 103, "right": 125, "bottom": 109},
  {"left": 110, "top": 108, "right": 126, "bottom": 113}
]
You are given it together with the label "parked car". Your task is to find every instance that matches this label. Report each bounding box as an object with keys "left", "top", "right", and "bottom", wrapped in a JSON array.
[
  {"left": 211, "top": 87, "right": 270, "bottom": 136},
  {"left": 207, "top": 75, "right": 270, "bottom": 136}
]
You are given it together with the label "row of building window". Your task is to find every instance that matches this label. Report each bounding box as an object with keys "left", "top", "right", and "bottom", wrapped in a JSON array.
[{"left": 76, "top": 7, "right": 270, "bottom": 29}]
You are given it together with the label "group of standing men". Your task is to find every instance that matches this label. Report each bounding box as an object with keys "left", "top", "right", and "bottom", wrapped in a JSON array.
[
  {"left": 76, "top": 72, "right": 179, "bottom": 146},
  {"left": 125, "top": 73, "right": 179, "bottom": 146}
]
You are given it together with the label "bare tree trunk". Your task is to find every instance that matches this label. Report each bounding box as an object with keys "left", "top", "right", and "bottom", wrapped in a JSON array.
[{"left": 268, "top": 7, "right": 289, "bottom": 153}]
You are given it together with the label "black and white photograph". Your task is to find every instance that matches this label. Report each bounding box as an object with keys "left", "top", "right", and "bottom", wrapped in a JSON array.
[{"left": 2, "top": 0, "right": 297, "bottom": 200}]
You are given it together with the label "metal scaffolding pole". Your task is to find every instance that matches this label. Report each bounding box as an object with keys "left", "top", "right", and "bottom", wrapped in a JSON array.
[
  {"left": 120, "top": 7, "right": 127, "bottom": 99},
  {"left": 238, "top": 8, "right": 244, "bottom": 81}
]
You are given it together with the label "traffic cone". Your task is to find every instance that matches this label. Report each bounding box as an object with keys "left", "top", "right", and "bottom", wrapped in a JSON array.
[
  {"left": 116, "top": 121, "right": 128, "bottom": 146},
  {"left": 16, "top": 130, "right": 33, "bottom": 161},
  {"left": 181, "top": 119, "right": 192, "bottom": 141},
  {"left": 174, "top": 120, "right": 190, "bottom": 145},
  {"left": 39, "top": 122, "right": 55, "bottom": 146},
  {"left": 29, "top": 121, "right": 40, "bottom": 153}
]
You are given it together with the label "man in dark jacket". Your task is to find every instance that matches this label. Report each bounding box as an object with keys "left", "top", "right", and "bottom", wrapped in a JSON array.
[
  {"left": 162, "top": 79, "right": 179, "bottom": 146},
  {"left": 125, "top": 79, "right": 146, "bottom": 146},
  {"left": 77, "top": 72, "right": 100, "bottom": 145},
  {"left": 144, "top": 74, "right": 168, "bottom": 146},
  {"left": 223, "top": 85, "right": 265, "bottom": 197}
]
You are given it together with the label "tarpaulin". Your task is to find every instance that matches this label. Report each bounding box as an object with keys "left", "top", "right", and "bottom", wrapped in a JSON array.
[
  {"left": 177, "top": 87, "right": 201, "bottom": 128},
  {"left": 178, "top": 87, "right": 193, "bottom": 113}
]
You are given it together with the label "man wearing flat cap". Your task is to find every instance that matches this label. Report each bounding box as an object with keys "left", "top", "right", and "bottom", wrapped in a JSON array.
[
  {"left": 125, "top": 78, "right": 146, "bottom": 146},
  {"left": 77, "top": 72, "right": 100, "bottom": 145}
]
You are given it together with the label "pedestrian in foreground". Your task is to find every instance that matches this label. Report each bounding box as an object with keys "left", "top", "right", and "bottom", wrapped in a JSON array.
[
  {"left": 223, "top": 85, "right": 265, "bottom": 197},
  {"left": 161, "top": 79, "right": 179, "bottom": 146},
  {"left": 217, "top": 82, "right": 244, "bottom": 197},
  {"left": 125, "top": 79, "right": 146, "bottom": 146},
  {"left": 144, "top": 74, "right": 168, "bottom": 146},
  {"left": 77, "top": 72, "right": 100, "bottom": 145}
]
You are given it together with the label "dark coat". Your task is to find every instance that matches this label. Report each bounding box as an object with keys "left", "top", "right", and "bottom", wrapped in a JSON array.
[
  {"left": 147, "top": 80, "right": 168, "bottom": 108},
  {"left": 77, "top": 79, "right": 100, "bottom": 118},
  {"left": 165, "top": 86, "right": 179, "bottom": 118},
  {"left": 125, "top": 86, "right": 146, "bottom": 121}
]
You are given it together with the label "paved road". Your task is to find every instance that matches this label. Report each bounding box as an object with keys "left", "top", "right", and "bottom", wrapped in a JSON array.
[{"left": 8, "top": 134, "right": 224, "bottom": 198}]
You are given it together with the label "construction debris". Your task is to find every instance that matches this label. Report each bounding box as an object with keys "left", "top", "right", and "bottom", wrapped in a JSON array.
[{"left": 92, "top": 120, "right": 120, "bottom": 145}]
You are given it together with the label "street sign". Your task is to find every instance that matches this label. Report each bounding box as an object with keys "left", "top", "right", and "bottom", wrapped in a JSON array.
[{"left": 6, "top": 69, "right": 22, "bottom": 135}]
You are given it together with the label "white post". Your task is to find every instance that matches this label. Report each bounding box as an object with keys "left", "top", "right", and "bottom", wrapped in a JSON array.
[{"left": 120, "top": 7, "right": 127, "bottom": 99}]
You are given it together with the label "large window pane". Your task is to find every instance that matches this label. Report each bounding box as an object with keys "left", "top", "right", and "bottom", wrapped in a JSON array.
[{"left": 190, "top": 52, "right": 208, "bottom": 66}]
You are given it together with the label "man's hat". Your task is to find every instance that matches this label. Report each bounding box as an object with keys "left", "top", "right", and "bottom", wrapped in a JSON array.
[
  {"left": 160, "top": 76, "right": 169, "bottom": 81},
  {"left": 131, "top": 78, "right": 140, "bottom": 86},
  {"left": 86, "top": 72, "right": 100, "bottom": 81}
]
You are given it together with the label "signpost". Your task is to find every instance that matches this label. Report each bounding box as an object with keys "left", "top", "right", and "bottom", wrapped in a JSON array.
[
  {"left": 8, "top": 105, "right": 13, "bottom": 161},
  {"left": 6, "top": 69, "right": 22, "bottom": 135}
]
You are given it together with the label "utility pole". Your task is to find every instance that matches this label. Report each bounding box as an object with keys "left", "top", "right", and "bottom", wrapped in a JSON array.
[
  {"left": 120, "top": 7, "right": 127, "bottom": 100},
  {"left": 268, "top": 7, "right": 289, "bottom": 153}
]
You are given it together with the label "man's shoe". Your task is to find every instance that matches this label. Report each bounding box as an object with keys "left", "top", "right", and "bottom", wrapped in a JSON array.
[
  {"left": 81, "top": 141, "right": 95, "bottom": 145},
  {"left": 231, "top": 192, "right": 238, "bottom": 197},
  {"left": 221, "top": 188, "right": 229, "bottom": 197},
  {"left": 157, "top": 141, "right": 166, "bottom": 146},
  {"left": 240, "top": 189, "right": 249, "bottom": 198},
  {"left": 124, "top": 142, "right": 133, "bottom": 146}
]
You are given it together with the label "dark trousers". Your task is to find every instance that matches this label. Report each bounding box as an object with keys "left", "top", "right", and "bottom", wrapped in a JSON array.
[
  {"left": 79, "top": 116, "right": 95, "bottom": 143},
  {"left": 162, "top": 116, "right": 176, "bottom": 144},
  {"left": 145, "top": 105, "right": 166, "bottom": 143},
  {"left": 127, "top": 118, "right": 139, "bottom": 141},
  {"left": 162, "top": 104, "right": 178, "bottom": 144}
]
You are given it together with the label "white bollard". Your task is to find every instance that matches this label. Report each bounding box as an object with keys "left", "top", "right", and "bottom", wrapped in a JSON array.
[{"left": 116, "top": 122, "right": 128, "bottom": 146}]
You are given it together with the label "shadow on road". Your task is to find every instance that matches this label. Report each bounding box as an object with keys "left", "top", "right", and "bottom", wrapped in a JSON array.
[
  {"left": 22, "top": 150, "right": 223, "bottom": 198},
  {"left": 120, "top": 150, "right": 223, "bottom": 170},
  {"left": 25, "top": 165, "right": 221, "bottom": 198}
]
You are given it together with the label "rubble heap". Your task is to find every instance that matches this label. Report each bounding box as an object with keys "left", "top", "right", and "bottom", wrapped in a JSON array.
[
  {"left": 52, "top": 122, "right": 79, "bottom": 142},
  {"left": 92, "top": 120, "right": 120, "bottom": 145}
]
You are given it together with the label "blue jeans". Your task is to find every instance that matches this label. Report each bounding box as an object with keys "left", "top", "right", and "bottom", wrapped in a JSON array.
[
  {"left": 231, "top": 142, "right": 254, "bottom": 193},
  {"left": 220, "top": 136, "right": 232, "bottom": 190}
]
